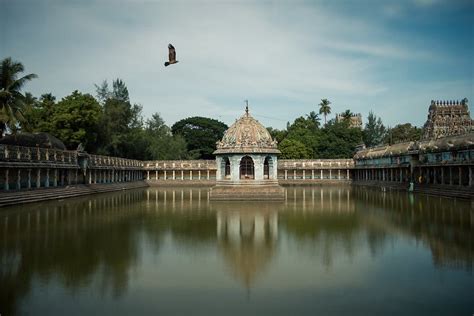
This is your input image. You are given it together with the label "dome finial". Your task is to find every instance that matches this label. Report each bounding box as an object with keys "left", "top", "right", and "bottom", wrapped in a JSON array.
[{"left": 245, "top": 99, "right": 249, "bottom": 117}]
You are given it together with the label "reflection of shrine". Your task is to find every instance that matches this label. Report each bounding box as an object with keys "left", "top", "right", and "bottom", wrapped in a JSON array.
[{"left": 213, "top": 203, "right": 280, "bottom": 288}]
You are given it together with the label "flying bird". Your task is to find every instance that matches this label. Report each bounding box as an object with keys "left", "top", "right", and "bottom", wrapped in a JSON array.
[{"left": 164, "top": 44, "right": 178, "bottom": 67}]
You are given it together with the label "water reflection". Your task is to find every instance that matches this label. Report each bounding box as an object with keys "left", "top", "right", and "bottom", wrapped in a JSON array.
[{"left": 0, "top": 186, "right": 472, "bottom": 315}]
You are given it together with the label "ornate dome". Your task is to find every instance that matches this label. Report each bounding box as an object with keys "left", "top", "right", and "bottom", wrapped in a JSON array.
[{"left": 214, "top": 109, "right": 280, "bottom": 154}]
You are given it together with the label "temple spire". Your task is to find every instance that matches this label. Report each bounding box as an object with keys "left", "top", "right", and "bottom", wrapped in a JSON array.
[{"left": 245, "top": 100, "right": 249, "bottom": 117}]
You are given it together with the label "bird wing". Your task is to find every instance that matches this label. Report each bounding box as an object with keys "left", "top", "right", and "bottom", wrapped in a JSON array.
[{"left": 168, "top": 44, "right": 176, "bottom": 62}]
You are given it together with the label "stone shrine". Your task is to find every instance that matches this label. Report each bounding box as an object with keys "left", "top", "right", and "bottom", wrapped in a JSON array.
[{"left": 209, "top": 106, "right": 285, "bottom": 200}]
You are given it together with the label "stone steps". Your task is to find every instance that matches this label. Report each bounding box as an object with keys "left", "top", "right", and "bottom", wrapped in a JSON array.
[
  {"left": 353, "top": 181, "right": 473, "bottom": 199},
  {"left": 0, "top": 181, "right": 148, "bottom": 207}
]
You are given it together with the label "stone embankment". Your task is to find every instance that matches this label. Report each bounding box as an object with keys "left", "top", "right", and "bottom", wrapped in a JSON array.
[
  {"left": 0, "top": 181, "right": 148, "bottom": 207},
  {"left": 352, "top": 181, "right": 473, "bottom": 199}
]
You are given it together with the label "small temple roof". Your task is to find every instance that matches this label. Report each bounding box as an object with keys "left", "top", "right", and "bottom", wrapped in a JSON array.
[
  {"left": 354, "top": 132, "right": 474, "bottom": 159},
  {"left": 214, "top": 108, "right": 280, "bottom": 154}
]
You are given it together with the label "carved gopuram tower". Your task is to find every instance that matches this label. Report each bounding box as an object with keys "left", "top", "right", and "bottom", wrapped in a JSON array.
[{"left": 422, "top": 98, "right": 473, "bottom": 140}]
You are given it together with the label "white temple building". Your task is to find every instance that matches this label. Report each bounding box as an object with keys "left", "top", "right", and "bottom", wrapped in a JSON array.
[{"left": 209, "top": 106, "right": 285, "bottom": 200}]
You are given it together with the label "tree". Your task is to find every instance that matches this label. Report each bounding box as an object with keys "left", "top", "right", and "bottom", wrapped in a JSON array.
[
  {"left": 278, "top": 138, "right": 311, "bottom": 159},
  {"left": 49, "top": 91, "right": 102, "bottom": 151},
  {"left": 267, "top": 127, "right": 287, "bottom": 144},
  {"left": 318, "top": 98, "right": 332, "bottom": 126},
  {"left": 363, "top": 111, "right": 386, "bottom": 147},
  {"left": 171, "top": 117, "right": 228, "bottom": 159},
  {"left": 0, "top": 57, "right": 38, "bottom": 137},
  {"left": 94, "top": 80, "right": 110, "bottom": 104},
  {"left": 22, "top": 93, "right": 56, "bottom": 133},
  {"left": 315, "top": 120, "right": 363, "bottom": 158},
  {"left": 145, "top": 113, "right": 188, "bottom": 160},
  {"left": 384, "top": 123, "right": 422, "bottom": 144},
  {"left": 342, "top": 109, "right": 353, "bottom": 121}
]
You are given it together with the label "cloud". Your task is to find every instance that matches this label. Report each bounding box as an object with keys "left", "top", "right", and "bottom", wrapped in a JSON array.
[{"left": 3, "top": 0, "right": 471, "bottom": 129}]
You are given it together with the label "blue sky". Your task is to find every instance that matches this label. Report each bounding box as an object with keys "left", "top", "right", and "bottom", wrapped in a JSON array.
[{"left": 1, "top": 0, "right": 473, "bottom": 129}]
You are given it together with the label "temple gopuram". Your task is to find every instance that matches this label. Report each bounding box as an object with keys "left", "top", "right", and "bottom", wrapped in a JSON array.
[
  {"left": 335, "top": 112, "right": 363, "bottom": 128},
  {"left": 422, "top": 98, "right": 473, "bottom": 140}
]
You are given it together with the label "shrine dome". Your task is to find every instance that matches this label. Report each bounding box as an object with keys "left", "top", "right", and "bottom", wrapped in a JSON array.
[{"left": 214, "top": 109, "right": 280, "bottom": 154}]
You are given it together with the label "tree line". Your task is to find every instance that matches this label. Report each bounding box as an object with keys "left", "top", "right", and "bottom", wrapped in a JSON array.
[{"left": 0, "top": 57, "right": 422, "bottom": 160}]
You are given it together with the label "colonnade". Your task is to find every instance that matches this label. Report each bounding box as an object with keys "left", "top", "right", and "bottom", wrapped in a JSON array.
[
  {"left": 353, "top": 168, "right": 409, "bottom": 183},
  {"left": 353, "top": 165, "right": 473, "bottom": 187},
  {"left": 279, "top": 168, "right": 351, "bottom": 180},
  {"left": 0, "top": 167, "right": 144, "bottom": 191},
  {"left": 145, "top": 169, "right": 215, "bottom": 181}
]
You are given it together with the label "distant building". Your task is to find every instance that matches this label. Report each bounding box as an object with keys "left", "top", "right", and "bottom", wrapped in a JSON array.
[
  {"left": 422, "top": 98, "right": 473, "bottom": 140},
  {"left": 335, "top": 113, "right": 362, "bottom": 128}
]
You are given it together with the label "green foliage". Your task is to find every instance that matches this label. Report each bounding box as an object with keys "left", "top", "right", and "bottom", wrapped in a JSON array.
[
  {"left": 318, "top": 98, "right": 332, "bottom": 126},
  {"left": 267, "top": 127, "right": 287, "bottom": 144},
  {"left": 384, "top": 123, "right": 422, "bottom": 144},
  {"left": 171, "top": 116, "right": 228, "bottom": 159},
  {"left": 315, "top": 120, "right": 363, "bottom": 158},
  {"left": 363, "top": 111, "right": 386, "bottom": 147},
  {"left": 49, "top": 91, "right": 102, "bottom": 151},
  {"left": 0, "top": 57, "right": 38, "bottom": 136},
  {"left": 278, "top": 138, "right": 311, "bottom": 159},
  {"left": 145, "top": 113, "right": 188, "bottom": 160}
]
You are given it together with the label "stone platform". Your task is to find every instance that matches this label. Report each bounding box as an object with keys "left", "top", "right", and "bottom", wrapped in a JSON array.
[{"left": 209, "top": 180, "right": 285, "bottom": 201}]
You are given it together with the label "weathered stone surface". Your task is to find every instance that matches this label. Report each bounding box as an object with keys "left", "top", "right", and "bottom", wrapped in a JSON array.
[{"left": 423, "top": 99, "right": 473, "bottom": 140}]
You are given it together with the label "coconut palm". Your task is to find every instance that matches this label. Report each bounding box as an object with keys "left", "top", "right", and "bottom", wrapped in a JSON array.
[
  {"left": 0, "top": 57, "right": 38, "bottom": 137},
  {"left": 342, "top": 109, "right": 353, "bottom": 120},
  {"left": 318, "top": 98, "right": 332, "bottom": 126}
]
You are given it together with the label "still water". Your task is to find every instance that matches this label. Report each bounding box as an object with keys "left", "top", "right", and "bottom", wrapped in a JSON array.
[{"left": 0, "top": 186, "right": 472, "bottom": 316}]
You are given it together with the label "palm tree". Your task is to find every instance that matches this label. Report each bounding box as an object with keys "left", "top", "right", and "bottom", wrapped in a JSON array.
[
  {"left": 0, "top": 57, "right": 38, "bottom": 137},
  {"left": 342, "top": 109, "right": 353, "bottom": 120},
  {"left": 318, "top": 98, "right": 331, "bottom": 126}
]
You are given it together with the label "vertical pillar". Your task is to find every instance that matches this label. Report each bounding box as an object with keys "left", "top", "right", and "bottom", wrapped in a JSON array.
[
  {"left": 329, "top": 169, "right": 332, "bottom": 180},
  {"left": 302, "top": 170, "right": 306, "bottom": 180},
  {"left": 338, "top": 169, "right": 341, "bottom": 180},
  {"left": 75, "top": 169, "right": 78, "bottom": 184},
  {"left": 321, "top": 169, "right": 323, "bottom": 179},
  {"left": 37, "top": 169, "right": 41, "bottom": 188},
  {"left": 382, "top": 169, "right": 385, "bottom": 182},
  {"left": 207, "top": 170, "right": 210, "bottom": 180},
  {"left": 156, "top": 170, "right": 158, "bottom": 180},
  {"left": 449, "top": 167, "right": 453, "bottom": 185},
  {"left": 293, "top": 169, "right": 296, "bottom": 180},
  {"left": 45, "top": 168, "right": 50, "bottom": 188},
  {"left": 4, "top": 169, "right": 9, "bottom": 191},
  {"left": 147, "top": 170, "right": 150, "bottom": 180},
  {"left": 441, "top": 167, "right": 445, "bottom": 185},
  {"left": 469, "top": 166, "right": 472, "bottom": 187},
  {"left": 347, "top": 169, "right": 349, "bottom": 180},
  {"left": 53, "top": 169, "right": 58, "bottom": 187},
  {"left": 181, "top": 170, "right": 184, "bottom": 180},
  {"left": 164, "top": 170, "right": 167, "bottom": 180},
  {"left": 27, "top": 169, "right": 31, "bottom": 189},
  {"left": 284, "top": 169, "right": 288, "bottom": 180},
  {"left": 198, "top": 170, "right": 201, "bottom": 180},
  {"left": 190, "top": 170, "right": 193, "bottom": 180},
  {"left": 400, "top": 169, "right": 403, "bottom": 182},
  {"left": 16, "top": 169, "right": 21, "bottom": 190},
  {"left": 311, "top": 169, "right": 314, "bottom": 180},
  {"left": 93, "top": 169, "right": 97, "bottom": 184},
  {"left": 433, "top": 168, "right": 437, "bottom": 184},
  {"left": 459, "top": 166, "right": 462, "bottom": 186},
  {"left": 88, "top": 170, "right": 92, "bottom": 184}
]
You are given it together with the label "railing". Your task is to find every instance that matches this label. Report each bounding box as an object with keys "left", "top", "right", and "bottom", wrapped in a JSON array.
[
  {"left": 143, "top": 160, "right": 217, "bottom": 170},
  {"left": 278, "top": 159, "right": 354, "bottom": 169},
  {"left": 0, "top": 144, "right": 78, "bottom": 165},
  {"left": 88, "top": 154, "right": 143, "bottom": 168}
]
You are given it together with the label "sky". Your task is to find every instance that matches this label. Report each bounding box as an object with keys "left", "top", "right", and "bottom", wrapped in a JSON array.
[{"left": 1, "top": 0, "right": 473, "bottom": 129}]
